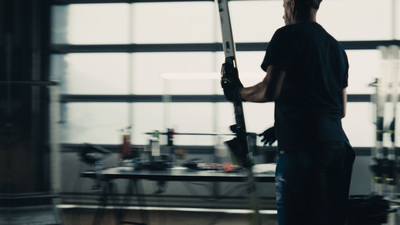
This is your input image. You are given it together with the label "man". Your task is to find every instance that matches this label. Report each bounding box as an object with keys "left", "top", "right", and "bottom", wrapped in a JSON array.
[{"left": 221, "top": 0, "right": 355, "bottom": 224}]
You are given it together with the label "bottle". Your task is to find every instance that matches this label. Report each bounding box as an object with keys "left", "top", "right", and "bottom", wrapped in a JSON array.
[
  {"left": 119, "top": 126, "right": 132, "bottom": 165},
  {"left": 150, "top": 130, "right": 161, "bottom": 160}
]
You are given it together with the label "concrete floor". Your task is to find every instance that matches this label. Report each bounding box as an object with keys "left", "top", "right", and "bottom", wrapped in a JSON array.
[{"left": 61, "top": 208, "right": 278, "bottom": 225}]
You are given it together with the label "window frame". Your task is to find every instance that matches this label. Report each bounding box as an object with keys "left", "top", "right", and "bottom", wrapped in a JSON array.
[{"left": 48, "top": 0, "right": 400, "bottom": 151}]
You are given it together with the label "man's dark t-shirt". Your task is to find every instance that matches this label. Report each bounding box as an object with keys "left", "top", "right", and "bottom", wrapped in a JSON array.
[{"left": 261, "top": 22, "right": 349, "bottom": 152}]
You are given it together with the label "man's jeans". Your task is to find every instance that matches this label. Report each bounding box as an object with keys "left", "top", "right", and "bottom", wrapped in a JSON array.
[{"left": 275, "top": 142, "right": 355, "bottom": 225}]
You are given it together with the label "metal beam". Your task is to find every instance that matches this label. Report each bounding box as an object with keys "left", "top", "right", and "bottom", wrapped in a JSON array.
[
  {"left": 50, "top": 0, "right": 224, "bottom": 4},
  {"left": 60, "top": 94, "right": 371, "bottom": 103},
  {"left": 50, "top": 40, "right": 400, "bottom": 53}
]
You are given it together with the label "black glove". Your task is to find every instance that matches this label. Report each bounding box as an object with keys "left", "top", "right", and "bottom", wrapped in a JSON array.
[
  {"left": 221, "top": 62, "right": 243, "bottom": 102},
  {"left": 258, "top": 126, "right": 276, "bottom": 146}
]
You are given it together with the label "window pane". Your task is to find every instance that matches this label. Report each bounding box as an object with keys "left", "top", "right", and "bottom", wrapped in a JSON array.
[
  {"left": 358, "top": 103, "right": 400, "bottom": 147},
  {"left": 61, "top": 103, "right": 129, "bottom": 144},
  {"left": 132, "top": 103, "right": 238, "bottom": 146},
  {"left": 132, "top": 2, "right": 216, "bottom": 43},
  {"left": 51, "top": 53, "right": 130, "bottom": 94},
  {"left": 167, "top": 103, "right": 215, "bottom": 146},
  {"left": 217, "top": 102, "right": 275, "bottom": 146},
  {"left": 162, "top": 73, "right": 219, "bottom": 95},
  {"left": 131, "top": 103, "right": 164, "bottom": 145},
  {"left": 216, "top": 103, "right": 236, "bottom": 135},
  {"left": 235, "top": 51, "right": 268, "bottom": 74},
  {"left": 229, "top": 1, "right": 284, "bottom": 42},
  {"left": 220, "top": 50, "right": 382, "bottom": 96},
  {"left": 132, "top": 52, "right": 216, "bottom": 94},
  {"left": 343, "top": 103, "right": 374, "bottom": 147},
  {"left": 397, "top": 0, "right": 400, "bottom": 39},
  {"left": 243, "top": 102, "right": 275, "bottom": 134},
  {"left": 229, "top": 0, "right": 394, "bottom": 42},
  {"left": 318, "top": 0, "right": 393, "bottom": 41},
  {"left": 220, "top": 103, "right": 375, "bottom": 147},
  {"left": 51, "top": 4, "right": 130, "bottom": 44},
  {"left": 346, "top": 50, "right": 380, "bottom": 94}
]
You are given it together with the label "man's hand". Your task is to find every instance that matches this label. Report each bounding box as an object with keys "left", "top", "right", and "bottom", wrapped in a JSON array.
[
  {"left": 221, "top": 62, "right": 243, "bottom": 102},
  {"left": 258, "top": 126, "right": 276, "bottom": 146}
]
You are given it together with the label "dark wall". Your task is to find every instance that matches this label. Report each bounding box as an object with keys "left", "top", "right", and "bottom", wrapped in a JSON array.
[{"left": 0, "top": 0, "right": 51, "bottom": 195}]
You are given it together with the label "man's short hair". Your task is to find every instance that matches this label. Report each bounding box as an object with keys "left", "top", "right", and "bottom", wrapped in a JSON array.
[
  {"left": 286, "top": 0, "right": 322, "bottom": 9},
  {"left": 289, "top": 0, "right": 322, "bottom": 19},
  {"left": 295, "top": 0, "right": 322, "bottom": 10}
]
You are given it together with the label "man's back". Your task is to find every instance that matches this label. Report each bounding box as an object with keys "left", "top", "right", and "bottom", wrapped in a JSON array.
[{"left": 261, "top": 22, "right": 349, "bottom": 151}]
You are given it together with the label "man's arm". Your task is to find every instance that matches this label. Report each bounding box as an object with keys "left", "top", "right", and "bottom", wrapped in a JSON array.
[
  {"left": 240, "top": 65, "right": 286, "bottom": 102},
  {"left": 342, "top": 88, "right": 347, "bottom": 118}
]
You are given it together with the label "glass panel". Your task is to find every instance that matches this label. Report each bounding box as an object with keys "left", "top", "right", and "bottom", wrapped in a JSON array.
[
  {"left": 50, "top": 53, "right": 130, "bottom": 94},
  {"left": 397, "top": 103, "right": 400, "bottom": 146},
  {"left": 167, "top": 103, "right": 215, "bottom": 146},
  {"left": 162, "top": 74, "right": 219, "bottom": 95},
  {"left": 243, "top": 102, "right": 275, "bottom": 136},
  {"left": 132, "top": 52, "right": 216, "bottom": 94},
  {"left": 132, "top": 103, "right": 242, "bottom": 147},
  {"left": 346, "top": 50, "right": 380, "bottom": 94},
  {"left": 216, "top": 102, "right": 275, "bottom": 146},
  {"left": 343, "top": 103, "right": 374, "bottom": 147},
  {"left": 132, "top": 2, "right": 216, "bottom": 43},
  {"left": 131, "top": 103, "right": 164, "bottom": 145},
  {"left": 235, "top": 51, "right": 269, "bottom": 74},
  {"left": 229, "top": 1, "right": 285, "bottom": 42},
  {"left": 219, "top": 50, "right": 381, "bottom": 96},
  {"left": 397, "top": 0, "right": 400, "bottom": 39},
  {"left": 51, "top": 4, "right": 130, "bottom": 44},
  {"left": 219, "top": 103, "right": 374, "bottom": 148},
  {"left": 215, "top": 103, "right": 236, "bottom": 135},
  {"left": 373, "top": 103, "right": 400, "bottom": 147},
  {"left": 229, "top": 0, "right": 393, "bottom": 42},
  {"left": 318, "top": 0, "right": 392, "bottom": 41},
  {"left": 217, "top": 102, "right": 275, "bottom": 146},
  {"left": 60, "top": 103, "right": 129, "bottom": 144},
  {"left": 235, "top": 51, "right": 269, "bottom": 90}
]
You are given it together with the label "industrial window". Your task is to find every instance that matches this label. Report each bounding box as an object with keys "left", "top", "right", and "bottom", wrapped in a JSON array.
[
  {"left": 50, "top": 0, "right": 399, "bottom": 148},
  {"left": 318, "top": 0, "right": 394, "bottom": 41},
  {"left": 51, "top": 4, "right": 130, "bottom": 44},
  {"left": 132, "top": 52, "right": 217, "bottom": 95},
  {"left": 346, "top": 50, "right": 380, "bottom": 95},
  {"left": 51, "top": 53, "right": 130, "bottom": 94},
  {"left": 131, "top": 2, "right": 216, "bottom": 44},
  {"left": 60, "top": 103, "right": 129, "bottom": 144}
]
